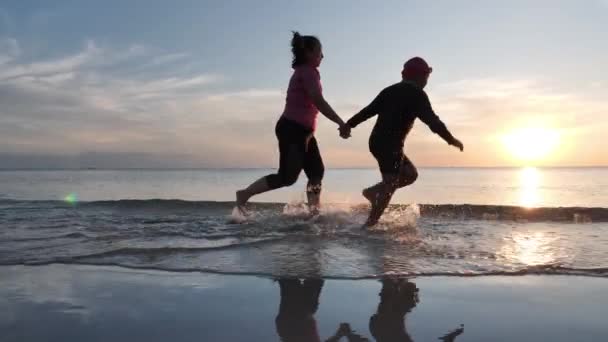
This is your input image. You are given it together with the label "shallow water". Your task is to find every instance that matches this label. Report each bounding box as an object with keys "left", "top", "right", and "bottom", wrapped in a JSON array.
[{"left": 1, "top": 198, "right": 607, "bottom": 278}]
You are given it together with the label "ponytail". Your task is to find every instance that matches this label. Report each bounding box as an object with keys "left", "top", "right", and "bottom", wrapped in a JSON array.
[{"left": 290, "top": 31, "right": 321, "bottom": 68}]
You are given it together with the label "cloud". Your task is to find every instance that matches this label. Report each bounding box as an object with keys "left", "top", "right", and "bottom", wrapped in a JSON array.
[
  {"left": 0, "top": 37, "right": 19, "bottom": 65},
  {"left": 0, "top": 38, "right": 289, "bottom": 168},
  {"left": 317, "top": 77, "right": 608, "bottom": 167},
  {"left": 431, "top": 77, "right": 607, "bottom": 133},
  {"left": 204, "top": 89, "right": 282, "bottom": 101},
  {"left": 0, "top": 40, "right": 99, "bottom": 80},
  {"left": 416, "top": 78, "right": 608, "bottom": 166},
  {"left": 146, "top": 52, "right": 190, "bottom": 67},
  {"left": 0, "top": 36, "right": 606, "bottom": 168}
]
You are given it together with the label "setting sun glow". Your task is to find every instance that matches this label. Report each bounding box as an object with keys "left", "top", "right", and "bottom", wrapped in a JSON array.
[{"left": 501, "top": 127, "right": 560, "bottom": 162}]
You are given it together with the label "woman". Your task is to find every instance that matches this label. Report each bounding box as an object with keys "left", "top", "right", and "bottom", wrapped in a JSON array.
[{"left": 236, "top": 31, "right": 350, "bottom": 213}]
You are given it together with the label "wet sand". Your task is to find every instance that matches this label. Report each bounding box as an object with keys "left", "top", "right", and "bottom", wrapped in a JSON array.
[{"left": 1, "top": 264, "right": 606, "bottom": 341}]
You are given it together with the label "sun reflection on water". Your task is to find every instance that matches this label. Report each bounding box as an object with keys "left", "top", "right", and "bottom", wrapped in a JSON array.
[
  {"left": 519, "top": 167, "right": 541, "bottom": 208},
  {"left": 500, "top": 231, "right": 557, "bottom": 266}
]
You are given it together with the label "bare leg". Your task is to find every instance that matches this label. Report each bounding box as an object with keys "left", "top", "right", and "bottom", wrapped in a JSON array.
[
  {"left": 302, "top": 136, "right": 324, "bottom": 215},
  {"left": 364, "top": 175, "right": 398, "bottom": 227},
  {"left": 364, "top": 160, "right": 418, "bottom": 227},
  {"left": 306, "top": 181, "right": 322, "bottom": 214},
  {"left": 236, "top": 176, "right": 272, "bottom": 207},
  {"left": 363, "top": 183, "right": 383, "bottom": 204},
  {"left": 363, "top": 154, "right": 418, "bottom": 227},
  {"left": 362, "top": 187, "right": 374, "bottom": 203}
]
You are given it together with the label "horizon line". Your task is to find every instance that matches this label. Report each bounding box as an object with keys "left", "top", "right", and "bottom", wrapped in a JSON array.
[{"left": 1, "top": 166, "right": 607, "bottom": 171}]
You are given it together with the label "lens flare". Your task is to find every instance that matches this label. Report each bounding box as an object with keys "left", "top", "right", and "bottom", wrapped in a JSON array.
[{"left": 64, "top": 193, "right": 78, "bottom": 204}]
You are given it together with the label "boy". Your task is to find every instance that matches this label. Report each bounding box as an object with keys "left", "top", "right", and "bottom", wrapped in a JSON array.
[{"left": 341, "top": 57, "right": 463, "bottom": 226}]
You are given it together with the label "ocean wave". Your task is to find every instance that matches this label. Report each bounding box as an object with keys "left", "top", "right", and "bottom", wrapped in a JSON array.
[
  {"left": 69, "top": 238, "right": 287, "bottom": 259},
  {"left": 3, "top": 261, "right": 607, "bottom": 279},
  {"left": 2, "top": 198, "right": 607, "bottom": 279},
  {"left": 2, "top": 199, "right": 607, "bottom": 222},
  {"left": 0, "top": 232, "right": 90, "bottom": 243}
]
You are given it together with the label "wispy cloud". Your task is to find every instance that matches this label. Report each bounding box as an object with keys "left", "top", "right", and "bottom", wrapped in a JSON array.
[
  {"left": 1, "top": 35, "right": 606, "bottom": 168},
  {"left": 411, "top": 78, "right": 608, "bottom": 166},
  {"left": 146, "top": 52, "right": 190, "bottom": 67},
  {"left": 0, "top": 40, "right": 99, "bottom": 80},
  {"left": 0, "top": 38, "right": 287, "bottom": 167},
  {"left": 312, "top": 77, "right": 608, "bottom": 167},
  {"left": 432, "top": 77, "right": 606, "bottom": 132},
  {"left": 0, "top": 37, "right": 19, "bottom": 65}
]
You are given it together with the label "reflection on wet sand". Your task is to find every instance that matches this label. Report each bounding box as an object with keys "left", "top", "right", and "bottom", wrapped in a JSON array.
[
  {"left": 275, "top": 278, "right": 324, "bottom": 342},
  {"left": 274, "top": 277, "right": 464, "bottom": 342},
  {"left": 3, "top": 265, "right": 606, "bottom": 341},
  {"left": 369, "top": 278, "right": 419, "bottom": 341}
]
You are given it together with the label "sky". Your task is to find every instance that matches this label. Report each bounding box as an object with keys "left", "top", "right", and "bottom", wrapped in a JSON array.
[{"left": 1, "top": 0, "right": 606, "bottom": 168}]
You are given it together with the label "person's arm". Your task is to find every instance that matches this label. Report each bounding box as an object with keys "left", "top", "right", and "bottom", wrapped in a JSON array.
[
  {"left": 345, "top": 90, "right": 384, "bottom": 129},
  {"left": 417, "top": 92, "right": 463, "bottom": 151},
  {"left": 312, "top": 94, "right": 345, "bottom": 127},
  {"left": 302, "top": 69, "right": 346, "bottom": 128}
]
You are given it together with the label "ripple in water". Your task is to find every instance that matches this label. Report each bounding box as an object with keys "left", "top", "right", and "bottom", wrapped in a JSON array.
[{"left": 1, "top": 199, "right": 607, "bottom": 278}]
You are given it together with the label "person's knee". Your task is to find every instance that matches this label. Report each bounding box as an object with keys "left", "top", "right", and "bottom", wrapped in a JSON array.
[
  {"left": 269, "top": 169, "right": 301, "bottom": 188},
  {"left": 265, "top": 174, "right": 283, "bottom": 190},
  {"left": 383, "top": 175, "right": 400, "bottom": 189},
  {"left": 281, "top": 172, "right": 299, "bottom": 187},
  {"left": 398, "top": 169, "right": 418, "bottom": 187}
]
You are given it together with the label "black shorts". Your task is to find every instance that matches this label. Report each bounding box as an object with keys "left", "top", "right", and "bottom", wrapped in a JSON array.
[
  {"left": 265, "top": 117, "right": 325, "bottom": 189},
  {"left": 371, "top": 149, "right": 404, "bottom": 174},
  {"left": 370, "top": 143, "right": 416, "bottom": 175}
]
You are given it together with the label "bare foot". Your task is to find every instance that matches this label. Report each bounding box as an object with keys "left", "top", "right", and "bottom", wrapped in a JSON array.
[
  {"left": 363, "top": 215, "right": 379, "bottom": 228},
  {"left": 362, "top": 187, "right": 376, "bottom": 205},
  {"left": 236, "top": 190, "right": 249, "bottom": 208},
  {"left": 362, "top": 200, "right": 380, "bottom": 229}
]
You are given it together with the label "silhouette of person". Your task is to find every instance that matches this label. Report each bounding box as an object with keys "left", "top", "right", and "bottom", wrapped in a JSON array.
[
  {"left": 274, "top": 277, "right": 462, "bottom": 342},
  {"left": 369, "top": 278, "right": 419, "bottom": 342},
  {"left": 236, "top": 31, "right": 350, "bottom": 214},
  {"left": 343, "top": 57, "right": 463, "bottom": 227},
  {"left": 275, "top": 278, "right": 324, "bottom": 342},
  {"left": 369, "top": 278, "right": 464, "bottom": 341},
  {"left": 275, "top": 278, "right": 370, "bottom": 342}
]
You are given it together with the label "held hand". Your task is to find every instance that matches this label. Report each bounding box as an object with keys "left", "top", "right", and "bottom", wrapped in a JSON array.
[
  {"left": 450, "top": 138, "right": 464, "bottom": 151},
  {"left": 339, "top": 123, "right": 351, "bottom": 139}
]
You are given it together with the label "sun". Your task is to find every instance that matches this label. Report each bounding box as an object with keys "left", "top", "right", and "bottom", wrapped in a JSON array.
[{"left": 501, "top": 127, "right": 560, "bottom": 163}]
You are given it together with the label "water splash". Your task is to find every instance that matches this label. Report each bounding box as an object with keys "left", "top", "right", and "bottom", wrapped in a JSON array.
[
  {"left": 369, "top": 204, "right": 420, "bottom": 232},
  {"left": 228, "top": 206, "right": 249, "bottom": 224}
]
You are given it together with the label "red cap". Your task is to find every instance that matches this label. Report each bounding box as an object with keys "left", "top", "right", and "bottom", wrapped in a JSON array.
[{"left": 402, "top": 57, "right": 433, "bottom": 79}]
